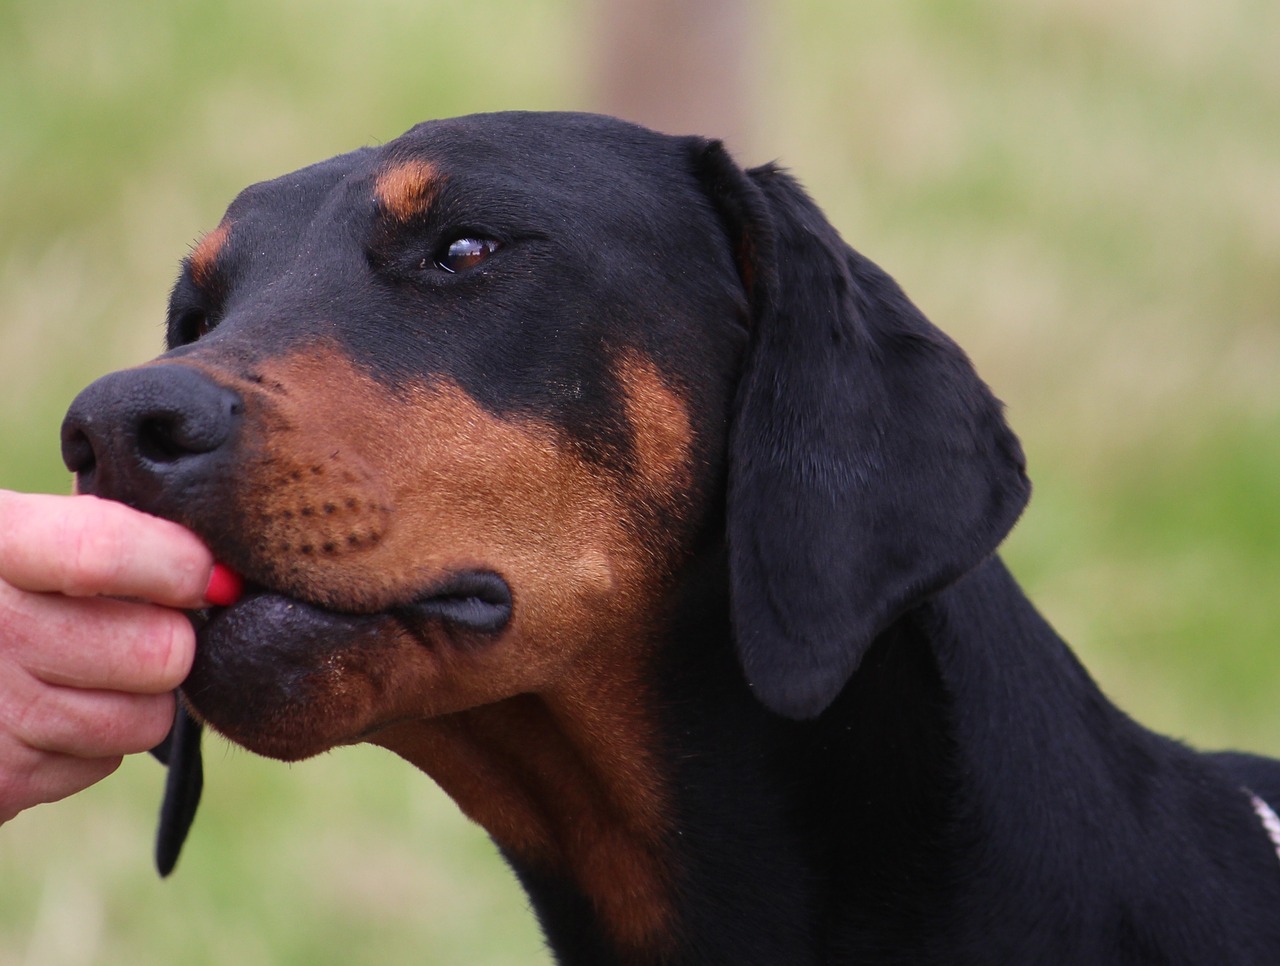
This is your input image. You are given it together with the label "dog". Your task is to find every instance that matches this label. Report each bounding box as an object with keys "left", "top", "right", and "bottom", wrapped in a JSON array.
[{"left": 60, "top": 111, "right": 1280, "bottom": 964}]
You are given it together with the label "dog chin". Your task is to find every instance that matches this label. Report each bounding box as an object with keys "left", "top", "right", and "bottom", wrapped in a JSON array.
[{"left": 182, "top": 591, "right": 404, "bottom": 761}]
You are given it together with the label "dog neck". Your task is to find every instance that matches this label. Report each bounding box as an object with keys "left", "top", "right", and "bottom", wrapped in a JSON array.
[
  {"left": 371, "top": 640, "right": 679, "bottom": 962},
  {"left": 371, "top": 550, "right": 966, "bottom": 964},
  {"left": 378, "top": 553, "right": 1280, "bottom": 964}
]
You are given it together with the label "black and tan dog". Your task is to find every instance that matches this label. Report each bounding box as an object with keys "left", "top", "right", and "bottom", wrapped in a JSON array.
[{"left": 61, "top": 112, "right": 1280, "bottom": 964}]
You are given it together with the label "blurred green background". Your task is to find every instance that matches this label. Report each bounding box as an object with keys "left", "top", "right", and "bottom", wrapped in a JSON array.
[{"left": 2, "top": 0, "right": 1278, "bottom": 962}]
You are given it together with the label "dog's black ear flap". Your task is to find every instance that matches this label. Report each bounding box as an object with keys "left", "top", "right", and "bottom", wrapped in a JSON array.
[{"left": 690, "top": 140, "right": 1031, "bottom": 720}]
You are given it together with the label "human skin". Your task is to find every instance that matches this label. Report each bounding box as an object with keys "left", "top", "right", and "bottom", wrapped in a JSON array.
[{"left": 0, "top": 490, "right": 212, "bottom": 823}]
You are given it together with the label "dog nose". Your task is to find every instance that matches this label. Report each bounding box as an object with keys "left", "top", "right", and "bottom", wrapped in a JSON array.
[{"left": 61, "top": 365, "right": 243, "bottom": 505}]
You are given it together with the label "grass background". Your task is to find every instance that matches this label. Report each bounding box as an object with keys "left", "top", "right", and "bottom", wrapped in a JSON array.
[{"left": 2, "top": 0, "right": 1279, "bottom": 962}]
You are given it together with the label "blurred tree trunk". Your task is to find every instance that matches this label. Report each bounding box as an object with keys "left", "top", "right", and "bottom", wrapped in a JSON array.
[{"left": 591, "top": 0, "right": 757, "bottom": 158}]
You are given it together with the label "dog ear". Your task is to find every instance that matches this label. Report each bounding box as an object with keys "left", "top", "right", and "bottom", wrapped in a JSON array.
[{"left": 690, "top": 140, "right": 1030, "bottom": 720}]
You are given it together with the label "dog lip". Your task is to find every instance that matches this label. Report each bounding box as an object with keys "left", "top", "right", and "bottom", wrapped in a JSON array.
[
  {"left": 185, "top": 591, "right": 392, "bottom": 761},
  {"left": 193, "top": 589, "right": 382, "bottom": 664},
  {"left": 182, "top": 570, "right": 512, "bottom": 757},
  {"left": 198, "top": 568, "right": 513, "bottom": 634},
  {"left": 395, "top": 570, "right": 514, "bottom": 636}
]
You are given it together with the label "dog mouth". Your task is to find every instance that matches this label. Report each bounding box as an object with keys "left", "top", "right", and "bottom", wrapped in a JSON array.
[{"left": 183, "top": 567, "right": 513, "bottom": 759}]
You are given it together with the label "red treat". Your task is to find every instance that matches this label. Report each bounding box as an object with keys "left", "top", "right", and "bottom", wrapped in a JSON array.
[{"left": 204, "top": 562, "right": 244, "bottom": 607}]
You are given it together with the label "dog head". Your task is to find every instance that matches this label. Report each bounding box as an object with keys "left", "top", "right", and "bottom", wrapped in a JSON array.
[{"left": 62, "top": 112, "right": 1028, "bottom": 763}]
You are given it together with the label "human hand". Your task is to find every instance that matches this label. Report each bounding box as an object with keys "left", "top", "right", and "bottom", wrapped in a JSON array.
[{"left": 0, "top": 491, "right": 214, "bottom": 823}]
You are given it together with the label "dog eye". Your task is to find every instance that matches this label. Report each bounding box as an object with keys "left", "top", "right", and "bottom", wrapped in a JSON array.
[
  {"left": 433, "top": 237, "right": 500, "bottom": 274},
  {"left": 178, "top": 309, "right": 215, "bottom": 343}
]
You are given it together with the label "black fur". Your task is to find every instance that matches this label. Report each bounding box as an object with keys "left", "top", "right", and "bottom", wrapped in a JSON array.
[
  {"left": 697, "top": 142, "right": 1031, "bottom": 718},
  {"left": 61, "top": 113, "right": 1280, "bottom": 964}
]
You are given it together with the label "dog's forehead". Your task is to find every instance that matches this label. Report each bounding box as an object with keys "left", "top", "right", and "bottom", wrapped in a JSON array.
[
  {"left": 220, "top": 112, "right": 696, "bottom": 232},
  {"left": 180, "top": 112, "right": 721, "bottom": 326}
]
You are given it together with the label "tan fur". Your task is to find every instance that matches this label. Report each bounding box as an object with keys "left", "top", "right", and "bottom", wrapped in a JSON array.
[
  {"left": 188, "top": 220, "right": 231, "bottom": 286},
  {"left": 374, "top": 160, "right": 442, "bottom": 221},
  {"left": 167, "top": 341, "right": 697, "bottom": 951}
]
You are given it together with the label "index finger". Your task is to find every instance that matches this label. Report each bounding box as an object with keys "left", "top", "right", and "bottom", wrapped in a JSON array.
[{"left": 0, "top": 491, "right": 214, "bottom": 608}]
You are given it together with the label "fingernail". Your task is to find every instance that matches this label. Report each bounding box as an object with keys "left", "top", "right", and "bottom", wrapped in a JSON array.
[{"left": 204, "top": 563, "right": 244, "bottom": 607}]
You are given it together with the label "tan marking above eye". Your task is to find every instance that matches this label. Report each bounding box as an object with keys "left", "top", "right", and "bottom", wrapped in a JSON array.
[
  {"left": 374, "top": 159, "right": 442, "bottom": 222},
  {"left": 189, "top": 220, "right": 232, "bottom": 286}
]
